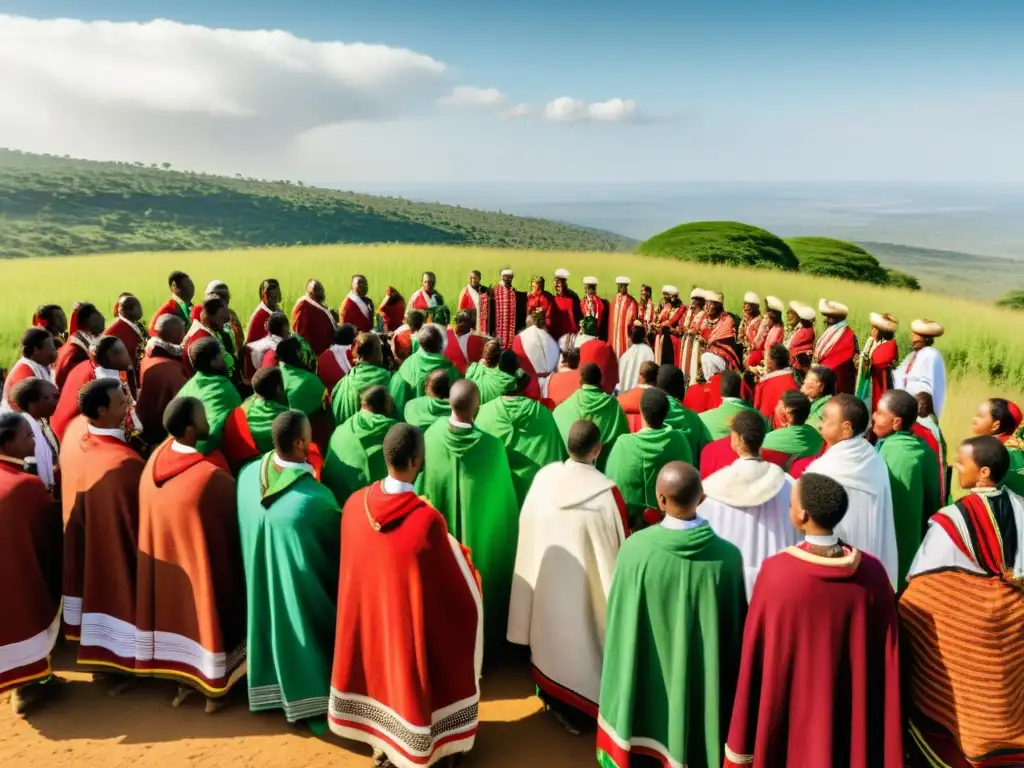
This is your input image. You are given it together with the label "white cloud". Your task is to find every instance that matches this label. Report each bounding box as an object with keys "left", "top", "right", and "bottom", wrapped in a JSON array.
[
  {"left": 505, "top": 103, "right": 536, "bottom": 118},
  {"left": 438, "top": 86, "right": 506, "bottom": 108},
  {"left": 542, "top": 96, "right": 641, "bottom": 123}
]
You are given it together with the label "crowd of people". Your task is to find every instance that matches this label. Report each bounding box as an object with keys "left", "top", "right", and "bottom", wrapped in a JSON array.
[{"left": 0, "top": 266, "right": 1021, "bottom": 768}]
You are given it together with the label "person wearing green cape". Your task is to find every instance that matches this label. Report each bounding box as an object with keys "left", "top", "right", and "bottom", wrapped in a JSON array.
[
  {"left": 699, "top": 370, "right": 766, "bottom": 442},
  {"left": 762, "top": 390, "right": 825, "bottom": 458},
  {"left": 389, "top": 325, "right": 460, "bottom": 416},
  {"left": 416, "top": 379, "right": 518, "bottom": 648},
  {"left": 221, "top": 366, "right": 291, "bottom": 467},
  {"left": 237, "top": 410, "right": 341, "bottom": 724},
  {"left": 476, "top": 351, "right": 566, "bottom": 507},
  {"left": 175, "top": 337, "right": 242, "bottom": 455},
  {"left": 598, "top": 461, "right": 747, "bottom": 768},
  {"left": 606, "top": 388, "right": 693, "bottom": 528},
  {"left": 872, "top": 389, "right": 941, "bottom": 584},
  {"left": 655, "top": 363, "right": 712, "bottom": 468},
  {"left": 801, "top": 365, "right": 837, "bottom": 430},
  {"left": 322, "top": 385, "right": 398, "bottom": 505},
  {"left": 276, "top": 335, "right": 334, "bottom": 451},
  {"left": 403, "top": 369, "right": 452, "bottom": 430},
  {"left": 465, "top": 339, "right": 514, "bottom": 405},
  {"left": 553, "top": 363, "right": 628, "bottom": 471},
  {"left": 331, "top": 332, "right": 392, "bottom": 425}
]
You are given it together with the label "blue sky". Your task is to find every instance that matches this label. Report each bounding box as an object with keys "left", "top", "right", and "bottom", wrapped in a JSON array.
[{"left": 0, "top": 1, "right": 1021, "bottom": 183}]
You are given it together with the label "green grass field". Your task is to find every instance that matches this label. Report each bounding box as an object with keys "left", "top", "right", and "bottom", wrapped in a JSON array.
[{"left": 1, "top": 243, "right": 1019, "bottom": 450}]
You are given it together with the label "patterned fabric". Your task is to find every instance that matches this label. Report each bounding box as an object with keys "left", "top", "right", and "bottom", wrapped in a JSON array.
[{"left": 492, "top": 284, "right": 518, "bottom": 350}]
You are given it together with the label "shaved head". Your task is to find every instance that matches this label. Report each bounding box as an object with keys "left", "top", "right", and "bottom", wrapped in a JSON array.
[
  {"left": 155, "top": 313, "right": 186, "bottom": 344},
  {"left": 449, "top": 379, "right": 480, "bottom": 423},
  {"left": 425, "top": 368, "right": 451, "bottom": 400},
  {"left": 656, "top": 461, "right": 703, "bottom": 518}
]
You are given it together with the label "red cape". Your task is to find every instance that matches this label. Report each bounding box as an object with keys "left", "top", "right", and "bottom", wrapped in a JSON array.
[
  {"left": 329, "top": 483, "right": 481, "bottom": 765},
  {"left": 509, "top": 337, "right": 546, "bottom": 403},
  {"left": 292, "top": 298, "right": 336, "bottom": 357},
  {"left": 51, "top": 360, "right": 97, "bottom": 441},
  {"left": 148, "top": 298, "right": 183, "bottom": 337},
  {"left": 378, "top": 296, "right": 405, "bottom": 333},
  {"left": 787, "top": 326, "right": 816, "bottom": 358},
  {"left": 817, "top": 326, "right": 859, "bottom": 394},
  {"left": 547, "top": 370, "right": 580, "bottom": 407},
  {"left": 339, "top": 296, "right": 374, "bottom": 334},
  {"left": 103, "top": 317, "right": 147, "bottom": 390},
  {"left": 181, "top": 327, "right": 216, "bottom": 378},
  {"left": 754, "top": 370, "right": 800, "bottom": 426},
  {"left": 579, "top": 339, "right": 619, "bottom": 394},
  {"left": 245, "top": 305, "right": 273, "bottom": 346},
  {"left": 618, "top": 386, "right": 645, "bottom": 432},
  {"left": 525, "top": 290, "right": 554, "bottom": 330},
  {"left": 444, "top": 330, "right": 486, "bottom": 376},
  {"left": 724, "top": 548, "right": 903, "bottom": 768},
  {"left": 136, "top": 349, "right": 188, "bottom": 441},
  {"left": 682, "top": 373, "right": 723, "bottom": 414},
  {"left": 317, "top": 347, "right": 353, "bottom": 394},
  {"left": 551, "top": 291, "right": 581, "bottom": 340},
  {"left": 393, "top": 329, "right": 414, "bottom": 362},
  {"left": 53, "top": 339, "right": 88, "bottom": 391},
  {"left": 3, "top": 360, "right": 41, "bottom": 404},
  {"left": 698, "top": 437, "right": 793, "bottom": 479},
  {"left": 866, "top": 339, "right": 899, "bottom": 413}
]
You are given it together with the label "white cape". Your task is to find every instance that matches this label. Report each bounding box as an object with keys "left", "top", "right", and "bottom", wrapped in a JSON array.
[
  {"left": 699, "top": 457, "right": 796, "bottom": 598},
  {"left": 806, "top": 437, "right": 899, "bottom": 587},
  {"left": 617, "top": 344, "right": 655, "bottom": 395},
  {"left": 893, "top": 345, "right": 946, "bottom": 418},
  {"left": 517, "top": 327, "right": 561, "bottom": 397},
  {"left": 507, "top": 460, "right": 627, "bottom": 708}
]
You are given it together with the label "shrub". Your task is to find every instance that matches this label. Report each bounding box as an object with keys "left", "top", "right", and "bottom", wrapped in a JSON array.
[
  {"left": 639, "top": 221, "right": 799, "bottom": 271},
  {"left": 786, "top": 237, "right": 890, "bottom": 285}
]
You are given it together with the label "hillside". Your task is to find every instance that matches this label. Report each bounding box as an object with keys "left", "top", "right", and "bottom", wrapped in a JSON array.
[
  {"left": 0, "top": 150, "right": 635, "bottom": 258},
  {"left": 638, "top": 221, "right": 799, "bottom": 270},
  {"left": 786, "top": 236, "right": 891, "bottom": 284}
]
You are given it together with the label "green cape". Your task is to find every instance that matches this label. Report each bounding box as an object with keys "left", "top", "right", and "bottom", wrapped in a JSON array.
[
  {"left": 176, "top": 371, "right": 242, "bottom": 455},
  {"left": 242, "top": 395, "right": 289, "bottom": 454},
  {"left": 1004, "top": 446, "right": 1024, "bottom": 497},
  {"left": 403, "top": 395, "right": 452, "bottom": 432},
  {"left": 761, "top": 423, "right": 824, "bottom": 458},
  {"left": 605, "top": 427, "right": 693, "bottom": 527},
  {"left": 876, "top": 431, "right": 941, "bottom": 583},
  {"left": 466, "top": 363, "right": 515, "bottom": 405},
  {"left": 666, "top": 398, "right": 712, "bottom": 469},
  {"left": 475, "top": 395, "right": 567, "bottom": 507},
  {"left": 281, "top": 363, "right": 329, "bottom": 418},
  {"left": 237, "top": 453, "right": 340, "bottom": 722},
  {"left": 330, "top": 363, "right": 392, "bottom": 425},
  {"left": 806, "top": 396, "right": 829, "bottom": 429},
  {"left": 598, "top": 523, "right": 746, "bottom": 768},
  {"left": 415, "top": 420, "right": 518, "bottom": 647},
  {"left": 321, "top": 410, "right": 397, "bottom": 504},
  {"left": 699, "top": 398, "right": 766, "bottom": 442},
  {"left": 388, "top": 350, "right": 460, "bottom": 416},
  {"left": 553, "top": 384, "right": 629, "bottom": 470}
]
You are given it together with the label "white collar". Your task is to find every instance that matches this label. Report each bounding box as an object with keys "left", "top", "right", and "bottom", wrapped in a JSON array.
[
  {"left": 382, "top": 475, "right": 416, "bottom": 494},
  {"left": 94, "top": 366, "right": 121, "bottom": 380},
  {"left": 662, "top": 514, "right": 707, "bottom": 530},
  {"left": 87, "top": 424, "right": 126, "bottom": 442},
  {"left": 805, "top": 533, "right": 839, "bottom": 546},
  {"left": 273, "top": 453, "right": 313, "bottom": 474},
  {"left": 449, "top": 414, "right": 473, "bottom": 429},
  {"left": 171, "top": 441, "right": 199, "bottom": 454}
]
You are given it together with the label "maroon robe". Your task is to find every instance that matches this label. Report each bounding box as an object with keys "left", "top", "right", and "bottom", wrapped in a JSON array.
[
  {"left": 0, "top": 462, "right": 62, "bottom": 693},
  {"left": 136, "top": 346, "right": 188, "bottom": 443},
  {"left": 754, "top": 368, "right": 800, "bottom": 427},
  {"left": 292, "top": 296, "right": 337, "bottom": 357},
  {"left": 51, "top": 360, "right": 96, "bottom": 442},
  {"left": 329, "top": 482, "right": 482, "bottom": 764},
  {"left": 61, "top": 422, "right": 146, "bottom": 672},
  {"left": 725, "top": 546, "right": 903, "bottom": 768}
]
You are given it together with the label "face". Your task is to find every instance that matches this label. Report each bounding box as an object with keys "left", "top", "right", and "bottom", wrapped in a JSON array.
[
  {"left": 707, "top": 301, "right": 722, "bottom": 318},
  {"left": 774, "top": 399, "right": 790, "bottom": 427},
  {"left": 765, "top": 354, "right": 779, "bottom": 373},
  {"left": 209, "top": 306, "right": 230, "bottom": 332},
  {"left": 640, "top": 287, "right": 651, "bottom": 302},
  {"left": 422, "top": 274, "right": 435, "bottom": 293},
  {"left": 107, "top": 340, "right": 134, "bottom": 371},
  {"left": 266, "top": 285, "right": 282, "bottom": 308},
  {"left": 743, "top": 302, "right": 757, "bottom": 315},
  {"left": 531, "top": 280, "right": 542, "bottom": 294},
  {"left": 787, "top": 309, "right": 798, "bottom": 325},
  {"left": 872, "top": 404, "right": 898, "bottom": 439},
  {"left": 501, "top": 274, "right": 513, "bottom": 287},
  {"left": 554, "top": 278, "right": 567, "bottom": 294},
  {"left": 617, "top": 282, "right": 628, "bottom": 295},
  {"left": 34, "top": 336, "right": 58, "bottom": 366},
  {"left": 818, "top": 400, "right": 850, "bottom": 447},
  {"left": 870, "top": 327, "right": 880, "bottom": 341},
  {"left": 971, "top": 401, "right": 999, "bottom": 436},
  {"left": 916, "top": 392, "right": 933, "bottom": 418},
  {"left": 955, "top": 444, "right": 988, "bottom": 490},
  {"left": 469, "top": 272, "right": 481, "bottom": 289},
  {"left": 100, "top": 387, "right": 129, "bottom": 429},
  {"left": 662, "top": 292, "right": 671, "bottom": 304},
  {"left": 34, "top": 382, "right": 59, "bottom": 418},
  {"left": 801, "top": 370, "right": 823, "bottom": 400},
  {"left": 585, "top": 284, "right": 597, "bottom": 296},
  {"left": 354, "top": 276, "right": 368, "bottom": 297},
  {"left": 911, "top": 332, "right": 926, "bottom": 351}
]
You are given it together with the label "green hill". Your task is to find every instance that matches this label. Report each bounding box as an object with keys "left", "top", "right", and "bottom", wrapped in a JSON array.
[
  {"left": 0, "top": 150, "right": 635, "bottom": 258},
  {"left": 786, "top": 236, "right": 891, "bottom": 285},
  {"left": 638, "top": 221, "right": 799, "bottom": 270}
]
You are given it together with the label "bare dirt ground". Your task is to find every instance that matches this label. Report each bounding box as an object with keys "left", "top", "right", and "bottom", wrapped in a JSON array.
[{"left": 1, "top": 644, "right": 594, "bottom": 768}]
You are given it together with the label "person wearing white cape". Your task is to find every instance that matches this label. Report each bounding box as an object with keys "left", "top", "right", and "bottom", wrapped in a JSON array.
[
  {"left": 806, "top": 393, "right": 899, "bottom": 588},
  {"left": 699, "top": 410, "right": 797, "bottom": 598},
  {"left": 513, "top": 312, "right": 561, "bottom": 397},
  {"left": 893, "top": 319, "right": 946, "bottom": 418},
  {"left": 617, "top": 323, "right": 656, "bottom": 395}
]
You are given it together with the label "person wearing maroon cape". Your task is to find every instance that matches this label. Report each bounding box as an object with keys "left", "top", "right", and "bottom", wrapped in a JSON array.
[
  {"left": 103, "top": 295, "right": 147, "bottom": 392},
  {"left": 699, "top": 436, "right": 795, "bottom": 479},
  {"left": 724, "top": 472, "right": 903, "bottom": 768},
  {"left": 245, "top": 278, "right": 282, "bottom": 346},
  {"left": 618, "top": 361, "right": 660, "bottom": 432},
  {"left": 291, "top": 279, "right": 337, "bottom": 357},
  {"left": 0, "top": 413, "right": 63, "bottom": 713},
  {"left": 329, "top": 423, "right": 482, "bottom": 768},
  {"left": 786, "top": 302, "right": 817, "bottom": 360},
  {"left": 814, "top": 299, "right": 859, "bottom": 395},
  {"left": 148, "top": 271, "right": 195, "bottom": 337},
  {"left": 54, "top": 302, "right": 105, "bottom": 391},
  {"left": 317, "top": 324, "right": 357, "bottom": 394},
  {"left": 136, "top": 316, "right": 188, "bottom": 445},
  {"left": 753, "top": 343, "right": 800, "bottom": 426},
  {"left": 338, "top": 274, "right": 375, "bottom": 334}
]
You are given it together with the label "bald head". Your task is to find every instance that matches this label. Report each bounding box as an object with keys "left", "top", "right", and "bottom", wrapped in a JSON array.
[
  {"left": 656, "top": 461, "right": 703, "bottom": 519},
  {"left": 155, "top": 313, "right": 186, "bottom": 345},
  {"left": 449, "top": 379, "right": 480, "bottom": 423},
  {"left": 425, "top": 368, "right": 451, "bottom": 400}
]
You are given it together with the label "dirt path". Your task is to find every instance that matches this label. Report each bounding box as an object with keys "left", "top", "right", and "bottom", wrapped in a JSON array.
[{"left": 1, "top": 645, "right": 595, "bottom": 768}]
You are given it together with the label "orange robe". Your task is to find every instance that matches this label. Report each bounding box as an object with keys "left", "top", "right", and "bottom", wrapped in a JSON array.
[{"left": 547, "top": 370, "right": 580, "bottom": 407}]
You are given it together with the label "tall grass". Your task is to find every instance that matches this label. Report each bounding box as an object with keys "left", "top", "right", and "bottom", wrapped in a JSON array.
[{"left": 1, "top": 243, "right": 1018, "bottom": 451}]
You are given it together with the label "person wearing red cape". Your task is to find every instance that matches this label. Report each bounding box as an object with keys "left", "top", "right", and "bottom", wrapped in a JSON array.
[
  {"left": 618, "top": 360, "right": 660, "bottom": 432},
  {"left": 31, "top": 304, "right": 67, "bottom": 350},
  {"left": 377, "top": 286, "right": 405, "bottom": 334},
  {"left": 136, "top": 316, "right": 188, "bottom": 445},
  {"left": 0, "top": 412, "right": 63, "bottom": 713},
  {"left": 550, "top": 269, "right": 582, "bottom": 341},
  {"left": 753, "top": 343, "right": 800, "bottom": 426},
  {"left": 525, "top": 276, "right": 555, "bottom": 330},
  {"left": 291, "top": 279, "right": 337, "bottom": 357},
  {"left": 457, "top": 270, "right": 490, "bottom": 336},
  {"left": 580, "top": 276, "right": 610, "bottom": 340},
  {"left": 737, "top": 291, "right": 765, "bottom": 365},
  {"left": 54, "top": 302, "right": 105, "bottom": 391},
  {"left": 329, "top": 423, "right": 482, "bottom": 768},
  {"left": 245, "top": 278, "right": 282, "bottom": 346},
  {"left": 149, "top": 271, "right": 195, "bottom": 336},
  {"left": 786, "top": 301, "right": 817, "bottom": 360},
  {"left": 653, "top": 287, "right": 685, "bottom": 366},
  {"left": 317, "top": 325, "right": 357, "bottom": 394},
  {"left": 52, "top": 336, "right": 137, "bottom": 442},
  {"left": 607, "top": 277, "right": 638, "bottom": 357},
  {"left": 488, "top": 269, "right": 524, "bottom": 351},
  {"left": 104, "top": 295, "right": 148, "bottom": 392},
  {"left": 338, "top": 274, "right": 376, "bottom": 334},
  {"left": 855, "top": 312, "right": 899, "bottom": 414},
  {"left": 724, "top": 472, "right": 904, "bottom": 768},
  {"left": 444, "top": 310, "right": 487, "bottom": 376},
  {"left": 813, "top": 299, "right": 859, "bottom": 395},
  {"left": 1, "top": 329, "right": 57, "bottom": 411}
]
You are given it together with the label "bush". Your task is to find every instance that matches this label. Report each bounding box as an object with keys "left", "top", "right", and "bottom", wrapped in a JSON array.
[
  {"left": 786, "top": 237, "right": 890, "bottom": 285},
  {"left": 639, "top": 221, "right": 799, "bottom": 271},
  {"left": 885, "top": 269, "right": 921, "bottom": 291},
  {"left": 997, "top": 291, "right": 1024, "bottom": 311}
]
